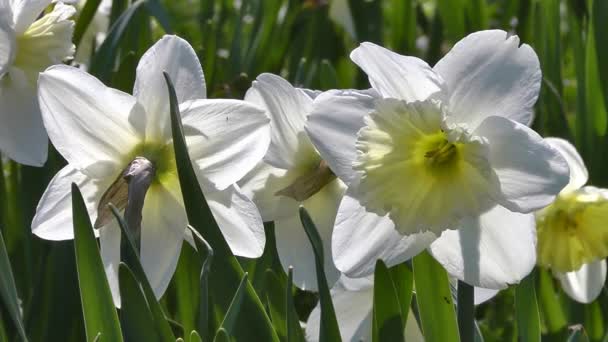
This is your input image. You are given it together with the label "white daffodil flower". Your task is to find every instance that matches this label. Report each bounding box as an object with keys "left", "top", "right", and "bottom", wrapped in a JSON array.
[
  {"left": 306, "top": 30, "right": 570, "bottom": 289},
  {"left": 32, "top": 35, "right": 270, "bottom": 306},
  {"left": 73, "top": 0, "right": 111, "bottom": 66},
  {"left": 535, "top": 138, "right": 608, "bottom": 303},
  {"left": 239, "top": 73, "right": 344, "bottom": 291},
  {"left": 0, "top": 0, "right": 75, "bottom": 166}
]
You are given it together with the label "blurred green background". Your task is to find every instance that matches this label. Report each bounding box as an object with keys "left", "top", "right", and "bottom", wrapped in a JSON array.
[{"left": 2, "top": 0, "right": 608, "bottom": 341}]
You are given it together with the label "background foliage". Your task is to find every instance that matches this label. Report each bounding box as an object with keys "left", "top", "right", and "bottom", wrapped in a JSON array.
[{"left": 1, "top": 0, "right": 607, "bottom": 341}]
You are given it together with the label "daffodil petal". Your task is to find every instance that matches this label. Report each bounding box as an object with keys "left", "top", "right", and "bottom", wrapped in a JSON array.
[
  {"left": 435, "top": 30, "right": 541, "bottom": 129},
  {"left": 305, "top": 275, "right": 373, "bottom": 342},
  {"left": 12, "top": 0, "right": 51, "bottom": 34},
  {"left": 350, "top": 42, "right": 445, "bottom": 101},
  {"left": 32, "top": 165, "right": 107, "bottom": 240},
  {"left": 474, "top": 116, "right": 570, "bottom": 212},
  {"left": 206, "top": 185, "right": 265, "bottom": 258},
  {"left": 544, "top": 137, "right": 588, "bottom": 191},
  {"left": 38, "top": 65, "right": 145, "bottom": 177},
  {"left": 245, "top": 73, "right": 315, "bottom": 169},
  {"left": 332, "top": 191, "right": 436, "bottom": 277},
  {"left": 238, "top": 162, "right": 299, "bottom": 221},
  {"left": 306, "top": 89, "right": 379, "bottom": 186},
  {"left": 428, "top": 205, "right": 536, "bottom": 289},
  {"left": 474, "top": 287, "right": 500, "bottom": 305},
  {"left": 0, "top": 16, "right": 14, "bottom": 76},
  {"left": 140, "top": 183, "right": 188, "bottom": 299},
  {"left": 181, "top": 99, "right": 270, "bottom": 191},
  {"left": 555, "top": 260, "right": 607, "bottom": 304},
  {"left": 0, "top": 80, "right": 47, "bottom": 166},
  {"left": 274, "top": 182, "right": 344, "bottom": 291},
  {"left": 99, "top": 221, "right": 121, "bottom": 307},
  {"left": 133, "top": 35, "right": 206, "bottom": 141}
]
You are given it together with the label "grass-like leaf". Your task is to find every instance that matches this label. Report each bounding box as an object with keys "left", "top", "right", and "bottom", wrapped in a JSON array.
[
  {"left": 515, "top": 271, "right": 541, "bottom": 342},
  {"left": 118, "top": 263, "right": 160, "bottom": 342},
  {"left": 0, "top": 229, "right": 27, "bottom": 341},
  {"left": 372, "top": 259, "right": 404, "bottom": 342}
]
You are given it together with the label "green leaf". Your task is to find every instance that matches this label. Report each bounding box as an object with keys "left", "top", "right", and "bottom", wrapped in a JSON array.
[
  {"left": 190, "top": 330, "right": 203, "bottom": 342},
  {"left": 109, "top": 205, "right": 176, "bottom": 341},
  {"left": 90, "top": 0, "right": 147, "bottom": 83},
  {"left": 265, "top": 270, "right": 288, "bottom": 340},
  {"left": 412, "top": 250, "right": 460, "bottom": 342},
  {"left": 372, "top": 260, "right": 404, "bottom": 342},
  {"left": 538, "top": 268, "right": 567, "bottom": 334},
  {"left": 286, "top": 268, "right": 302, "bottom": 342},
  {"left": 216, "top": 273, "right": 248, "bottom": 340},
  {"left": 0, "top": 229, "right": 27, "bottom": 342},
  {"left": 186, "top": 225, "right": 214, "bottom": 342},
  {"left": 143, "top": 0, "right": 173, "bottom": 34},
  {"left": 457, "top": 281, "right": 475, "bottom": 342},
  {"left": 72, "top": 184, "right": 123, "bottom": 342},
  {"left": 164, "top": 72, "right": 279, "bottom": 342},
  {"left": 118, "top": 263, "right": 160, "bottom": 342},
  {"left": 568, "top": 325, "right": 590, "bottom": 342},
  {"left": 388, "top": 262, "right": 414, "bottom": 327},
  {"left": 213, "top": 328, "right": 231, "bottom": 342},
  {"left": 299, "top": 207, "right": 341, "bottom": 342},
  {"left": 593, "top": 0, "right": 608, "bottom": 111},
  {"left": 515, "top": 271, "right": 540, "bottom": 342},
  {"left": 73, "top": 0, "right": 103, "bottom": 48}
]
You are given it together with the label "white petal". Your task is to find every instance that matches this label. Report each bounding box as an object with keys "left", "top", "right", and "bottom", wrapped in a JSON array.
[
  {"left": 332, "top": 191, "right": 436, "bottom": 277},
  {"left": 555, "top": 260, "right": 607, "bottom": 304},
  {"left": 428, "top": 205, "right": 536, "bottom": 289},
  {"left": 435, "top": 30, "right": 541, "bottom": 128},
  {"left": 350, "top": 42, "right": 445, "bottom": 101},
  {"left": 474, "top": 287, "right": 500, "bottom": 305},
  {"left": 38, "top": 65, "right": 144, "bottom": 177},
  {"left": 99, "top": 221, "right": 121, "bottom": 308},
  {"left": 0, "top": 80, "right": 47, "bottom": 166},
  {"left": 245, "top": 73, "right": 315, "bottom": 169},
  {"left": 306, "top": 275, "right": 373, "bottom": 342},
  {"left": 133, "top": 35, "right": 206, "bottom": 141},
  {"left": 0, "top": 16, "right": 15, "bottom": 77},
  {"left": 181, "top": 99, "right": 270, "bottom": 190},
  {"left": 306, "top": 89, "right": 379, "bottom": 186},
  {"left": 140, "top": 183, "right": 188, "bottom": 299},
  {"left": 274, "top": 181, "right": 344, "bottom": 291},
  {"left": 544, "top": 137, "right": 588, "bottom": 191},
  {"left": 206, "top": 184, "right": 265, "bottom": 258},
  {"left": 474, "top": 116, "right": 570, "bottom": 212},
  {"left": 12, "top": 0, "right": 51, "bottom": 34},
  {"left": 32, "top": 165, "right": 108, "bottom": 240},
  {"left": 238, "top": 162, "right": 299, "bottom": 221}
]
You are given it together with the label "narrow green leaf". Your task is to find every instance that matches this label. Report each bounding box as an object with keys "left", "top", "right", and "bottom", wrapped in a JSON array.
[
  {"left": 143, "top": 0, "right": 173, "bottom": 34},
  {"left": 109, "top": 205, "right": 175, "bottom": 341},
  {"left": 372, "top": 260, "right": 404, "bottom": 342},
  {"left": 319, "top": 60, "right": 338, "bottom": 90},
  {"left": 73, "top": 0, "right": 102, "bottom": 47},
  {"left": 388, "top": 262, "right": 413, "bottom": 327},
  {"left": 299, "top": 207, "right": 340, "bottom": 342},
  {"left": 190, "top": 330, "right": 202, "bottom": 342},
  {"left": 213, "top": 328, "right": 230, "bottom": 342},
  {"left": 0, "top": 229, "right": 27, "bottom": 342},
  {"left": 72, "top": 184, "right": 123, "bottom": 342},
  {"left": 216, "top": 274, "right": 249, "bottom": 340},
  {"left": 186, "top": 225, "right": 214, "bottom": 342},
  {"left": 515, "top": 271, "right": 540, "bottom": 342},
  {"left": 537, "top": 268, "right": 567, "bottom": 334},
  {"left": 165, "top": 72, "right": 279, "bottom": 342},
  {"left": 457, "top": 281, "right": 474, "bottom": 342},
  {"left": 118, "top": 263, "right": 160, "bottom": 342},
  {"left": 286, "top": 268, "right": 302, "bottom": 342},
  {"left": 111, "top": 52, "right": 137, "bottom": 93},
  {"left": 593, "top": 0, "right": 608, "bottom": 110},
  {"left": 265, "top": 269, "right": 288, "bottom": 341},
  {"left": 412, "top": 250, "right": 460, "bottom": 342},
  {"left": 568, "top": 325, "right": 590, "bottom": 342}
]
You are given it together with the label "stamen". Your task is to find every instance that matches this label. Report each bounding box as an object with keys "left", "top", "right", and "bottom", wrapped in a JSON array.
[{"left": 424, "top": 139, "right": 458, "bottom": 166}]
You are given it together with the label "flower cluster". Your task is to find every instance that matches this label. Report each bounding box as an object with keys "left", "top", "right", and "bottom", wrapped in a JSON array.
[{"left": 3, "top": 1, "right": 607, "bottom": 339}]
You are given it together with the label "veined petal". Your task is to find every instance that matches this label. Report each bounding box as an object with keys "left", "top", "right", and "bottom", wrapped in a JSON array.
[
  {"left": 435, "top": 30, "right": 541, "bottom": 128},
  {"left": 133, "top": 35, "right": 206, "bottom": 142},
  {"left": 140, "top": 182, "right": 188, "bottom": 299},
  {"left": 238, "top": 162, "right": 300, "bottom": 221},
  {"left": 332, "top": 191, "right": 436, "bottom": 277},
  {"left": 11, "top": 0, "right": 51, "bottom": 34},
  {"left": 274, "top": 181, "right": 344, "bottom": 291},
  {"left": 38, "top": 65, "right": 145, "bottom": 177},
  {"left": 544, "top": 137, "right": 588, "bottom": 192},
  {"left": 0, "top": 79, "right": 47, "bottom": 166},
  {"left": 350, "top": 42, "right": 445, "bottom": 101},
  {"left": 99, "top": 221, "right": 121, "bottom": 307},
  {"left": 555, "top": 260, "right": 607, "bottom": 304},
  {"left": 475, "top": 116, "right": 570, "bottom": 212},
  {"left": 0, "top": 16, "right": 15, "bottom": 77},
  {"left": 429, "top": 205, "right": 537, "bottom": 289},
  {"left": 206, "top": 185, "right": 265, "bottom": 258},
  {"left": 474, "top": 287, "right": 500, "bottom": 305},
  {"left": 306, "top": 89, "right": 379, "bottom": 186},
  {"left": 32, "top": 165, "right": 110, "bottom": 240},
  {"left": 306, "top": 275, "right": 373, "bottom": 342},
  {"left": 245, "top": 73, "right": 316, "bottom": 170},
  {"left": 181, "top": 98, "right": 270, "bottom": 190}
]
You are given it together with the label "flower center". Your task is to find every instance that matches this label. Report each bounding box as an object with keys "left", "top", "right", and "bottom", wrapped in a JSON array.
[
  {"left": 536, "top": 189, "right": 608, "bottom": 273},
  {"left": 352, "top": 99, "right": 499, "bottom": 234}
]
